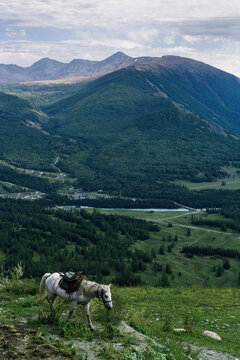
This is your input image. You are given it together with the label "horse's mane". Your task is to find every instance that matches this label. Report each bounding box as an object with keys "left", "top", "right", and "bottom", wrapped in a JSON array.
[{"left": 81, "top": 279, "right": 109, "bottom": 296}]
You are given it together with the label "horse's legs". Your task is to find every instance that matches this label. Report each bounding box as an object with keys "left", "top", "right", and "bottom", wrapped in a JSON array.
[
  {"left": 84, "top": 303, "right": 94, "bottom": 331},
  {"left": 47, "top": 293, "right": 57, "bottom": 312},
  {"left": 67, "top": 300, "right": 77, "bottom": 321}
]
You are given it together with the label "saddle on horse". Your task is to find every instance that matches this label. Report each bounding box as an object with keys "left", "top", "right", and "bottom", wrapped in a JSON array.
[{"left": 59, "top": 271, "right": 85, "bottom": 294}]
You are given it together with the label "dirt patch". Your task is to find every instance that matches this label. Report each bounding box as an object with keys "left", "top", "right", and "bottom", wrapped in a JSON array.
[{"left": 0, "top": 324, "right": 73, "bottom": 360}]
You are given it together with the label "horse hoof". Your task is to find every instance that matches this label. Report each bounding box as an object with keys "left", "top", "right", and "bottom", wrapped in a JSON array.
[{"left": 90, "top": 327, "right": 95, "bottom": 332}]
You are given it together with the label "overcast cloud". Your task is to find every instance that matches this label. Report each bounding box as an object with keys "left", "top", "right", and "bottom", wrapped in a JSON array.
[{"left": 0, "top": 0, "right": 240, "bottom": 76}]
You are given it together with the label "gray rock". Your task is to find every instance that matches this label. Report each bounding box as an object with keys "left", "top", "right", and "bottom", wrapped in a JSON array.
[
  {"left": 173, "top": 328, "right": 186, "bottom": 333},
  {"left": 202, "top": 330, "right": 222, "bottom": 341}
]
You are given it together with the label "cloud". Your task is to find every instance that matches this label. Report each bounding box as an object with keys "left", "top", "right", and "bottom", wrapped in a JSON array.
[
  {"left": 0, "top": 0, "right": 240, "bottom": 76},
  {"left": 5, "top": 28, "right": 26, "bottom": 38}
]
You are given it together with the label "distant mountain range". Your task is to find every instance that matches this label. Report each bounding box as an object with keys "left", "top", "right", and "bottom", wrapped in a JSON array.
[
  {"left": 42, "top": 53, "right": 240, "bottom": 136},
  {"left": 1, "top": 52, "right": 240, "bottom": 134},
  {"left": 0, "top": 52, "right": 133, "bottom": 82}
]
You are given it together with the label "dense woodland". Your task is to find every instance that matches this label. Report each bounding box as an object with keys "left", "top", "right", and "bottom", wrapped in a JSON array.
[
  {"left": 0, "top": 200, "right": 159, "bottom": 285},
  {"left": 0, "top": 200, "right": 240, "bottom": 287},
  {"left": 49, "top": 186, "right": 240, "bottom": 210}
]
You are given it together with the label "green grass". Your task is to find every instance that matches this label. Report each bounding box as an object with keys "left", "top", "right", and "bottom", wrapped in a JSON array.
[
  {"left": 176, "top": 166, "right": 240, "bottom": 190},
  {"left": 119, "top": 286, "right": 240, "bottom": 357},
  {"left": 98, "top": 208, "right": 240, "bottom": 288},
  {"left": 0, "top": 279, "right": 240, "bottom": 359},
  {"left": 100, "top": 209, "right": 189, "bottom": 221}
]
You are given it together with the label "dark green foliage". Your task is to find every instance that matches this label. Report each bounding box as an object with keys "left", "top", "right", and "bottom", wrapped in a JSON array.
[
  {"left": 0, "top": 164, "right": 59, "bottom": 192},
  {"left": 0, "top": 91, "right": 59, "bottom": 170},
  {"left": 41, "top": 68, "right": 240, "bottom": 199},
  {"left": 1, "top": 68, "right": 240, "bottom": 207},
  {"left": 223, "top": 259, "right": 231, "bottom": 269},
  {"left": 0, "top": 201, "right": 158, "bottom": 285},
  {"left": 159, "top": 245, "right": 165, "bottom": 255},
  {"left": 192, "top": 216, "right": 239, "bottom": 231},
  {"left": 113, "top": 269, "right": 142, "bottom": 286},
  {"left": 165, "top": 264, "right": 172, "bottom": 274},
  {"left": 216, "top": 265, "right": 223, "bottom": 277},
  {"left": 181, "top": 245, "right": 240, "bottom": 258},
  {"left": 159, "top": 273, "right": 170, "bottom": 287}
]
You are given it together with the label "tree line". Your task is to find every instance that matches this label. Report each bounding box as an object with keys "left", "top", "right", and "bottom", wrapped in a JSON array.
[{"left": 0, "top": 200, "right": 159, "bottom": 285}]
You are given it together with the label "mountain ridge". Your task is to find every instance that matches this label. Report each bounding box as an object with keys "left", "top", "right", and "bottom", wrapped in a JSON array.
[{"left": 0, "top": 51, "right": 133, "bottom": 82}]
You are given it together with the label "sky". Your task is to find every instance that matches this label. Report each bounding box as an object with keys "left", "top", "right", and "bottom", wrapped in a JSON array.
[{"left": 1, "top": 0, "right": 240, "bottom": 77}]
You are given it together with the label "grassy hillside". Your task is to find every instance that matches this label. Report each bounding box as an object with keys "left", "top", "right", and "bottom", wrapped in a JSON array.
[
  {"left": 0, "top": 201, "right": 240, "bottom": 288},
  {"left": 0, "top": 275, "right": 240, "bottom": 359},
  {"left": 0, "top": 81, "right": 88, "bottom": 107},
  {"left": 1, "top": 200, "right": 240, "bottom": 358}
]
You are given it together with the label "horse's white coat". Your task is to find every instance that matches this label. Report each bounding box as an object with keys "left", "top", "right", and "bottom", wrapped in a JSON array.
[{"left": 40, "top": 272, "right": 112, "bottom": 330}]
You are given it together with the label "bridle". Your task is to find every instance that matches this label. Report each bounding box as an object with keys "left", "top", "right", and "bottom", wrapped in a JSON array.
[{"left": 97, "top": 287, "right": 112, "bottom": 305}]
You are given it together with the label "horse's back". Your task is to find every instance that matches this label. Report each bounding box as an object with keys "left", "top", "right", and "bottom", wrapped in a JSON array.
[{"left": 45, "top": 272, "right": 62, "bottom": 293}]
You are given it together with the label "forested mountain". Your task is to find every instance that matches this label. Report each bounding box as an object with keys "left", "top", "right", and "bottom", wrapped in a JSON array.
[
  {"left": 133, "top": 56, "right": 240, "bottom": 135},
  {"left": 42, "top": 65, "right": 240, "bottom": 193},
  {"left": 0, "top": 91, "right": 59, "bottom": 170},
  {"left": 1, "top": 53, "right": 240, "bottom": 204},
  {"left": 44, "top": 54, "right": 240, "bottom": 135},
  {"left": 1, "top": 52, "right": 240, "bottom": 135}
]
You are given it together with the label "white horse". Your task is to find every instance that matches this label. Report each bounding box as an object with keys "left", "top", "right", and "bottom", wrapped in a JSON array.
[{"left": 40, "top": 272, "right": 112, "bottom": 330}]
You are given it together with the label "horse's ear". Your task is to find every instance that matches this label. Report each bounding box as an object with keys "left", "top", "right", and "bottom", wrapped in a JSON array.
[{"left": 108, "top": 283, "right": 111, "bottom": 288}]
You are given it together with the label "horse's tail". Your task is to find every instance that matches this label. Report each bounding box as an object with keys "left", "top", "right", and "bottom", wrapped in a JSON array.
[{"left": 39, "top": 273, "right": 51, "bottom": 296}]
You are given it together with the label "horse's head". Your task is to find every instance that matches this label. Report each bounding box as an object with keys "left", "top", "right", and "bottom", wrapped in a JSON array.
[{"left": 97, "top": 284, "right": 113, "bottom": 310}]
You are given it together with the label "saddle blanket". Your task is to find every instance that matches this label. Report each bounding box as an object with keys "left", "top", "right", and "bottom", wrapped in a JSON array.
[{"left": 59, "top": 271, "right": 84, "bottom": 294}]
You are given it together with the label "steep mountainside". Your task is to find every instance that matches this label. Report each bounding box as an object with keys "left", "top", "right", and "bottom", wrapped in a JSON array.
[
  {"left": 43, "top": 54, "right": 240, "bottom": 136},
  {"left": 0, "top": 91, "right": 59, "bottom": 170},
  {"left": 43, "top": 69, "right": 240, "bottom": 192},
  {"left": 2, "top": 51, "right": 240, "bottom": 135},
  {"left": 132, "top": 56, "right": 240, "bottom": 135}
]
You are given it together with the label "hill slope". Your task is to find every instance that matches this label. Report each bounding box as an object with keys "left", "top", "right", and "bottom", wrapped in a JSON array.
[
  {"left": 0, "top": 91, "right": 58, "bottom": 170},
  {"left": 43, "top": 66, "right": 240, "bottom": 193},
  {"left": 2, "top": 52, "right": 240, "bottom": 136},
  {"left": 133, "top": 56, "right": 240, "bottom": 135},
  {"left": 1, "top": 54, "right": 240, "bottom": 198}
]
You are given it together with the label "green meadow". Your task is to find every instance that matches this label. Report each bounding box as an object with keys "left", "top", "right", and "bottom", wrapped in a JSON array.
[
  {"left": 176, "top": 166, "right": 240, "bottom": 191},
  {"left": 0, "top": 277, "right": 240, "bottom": 359},
  {"left": 99, "top": 209, "right": 240, "bottom": 288}
]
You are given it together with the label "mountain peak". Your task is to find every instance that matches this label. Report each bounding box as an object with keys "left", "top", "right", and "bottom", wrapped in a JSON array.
[
  {"left": 29, "top": 57, "right": 64, "bottom": 68},
  {"left": 103, "top": 51, "right": 132, "bottom": 61}
]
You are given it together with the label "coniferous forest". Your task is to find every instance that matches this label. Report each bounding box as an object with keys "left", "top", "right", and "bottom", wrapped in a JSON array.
[
  {"left": 0, "top": 200, "right": 159, "bottom": 285},
  {"left": 1, "top": 200, "right": 240, "bottom": 287}
]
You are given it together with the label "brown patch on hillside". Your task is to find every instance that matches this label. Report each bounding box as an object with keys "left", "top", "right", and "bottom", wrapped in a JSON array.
[{"left": 0, "top": 324, "right": 73, "bottom": 360}]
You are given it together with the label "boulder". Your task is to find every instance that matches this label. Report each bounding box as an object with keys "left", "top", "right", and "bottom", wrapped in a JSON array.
[{"left": 202, "top": 330, "right": 221, "bottom": 341}]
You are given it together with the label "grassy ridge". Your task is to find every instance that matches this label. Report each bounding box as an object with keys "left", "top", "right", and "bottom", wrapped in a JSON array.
[
  {"left": 0, "top": 277, "right": 240, "bottom": 359},
  {"left": 120, "top": 286, "right": 240, "bottom": 357}
]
